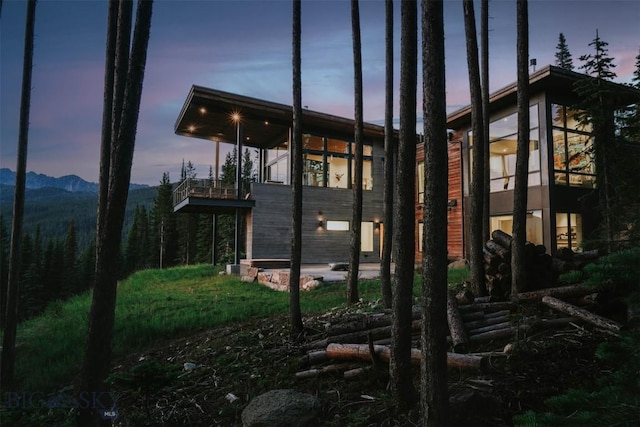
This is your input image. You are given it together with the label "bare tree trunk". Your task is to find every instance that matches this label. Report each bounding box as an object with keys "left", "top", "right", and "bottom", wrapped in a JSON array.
[
  {"left": 390, "top": 0, "right": 418, "bottom": 410},
  {"left": 289, "top": 0, "right": 304, "bottom": 335},
  {"left": 511, "top": 0, "right": 530, "bottom": 295},
  {"left": 1, "top": 0, "right": 37, "bottom": 391},
  {"left": 96, "top": 0, "right": 120, "bottom": 246},
  {"left": 481, "top": 0, "right": 491, "bottom": 243},
  {"left": 77, "top": 2, "right": 153, "bottom": 425},
  {"left": 380, "top": 0, "right": 394, "bottom": 309},
  {"left": 463, "top": 0, "right": 487, "bottom": 296},
  {"left": 421, "top": 0, "right": 449, "bottom": 424},
  {"left": 347, "top": 0, "right": 363, "bottom": 304}
]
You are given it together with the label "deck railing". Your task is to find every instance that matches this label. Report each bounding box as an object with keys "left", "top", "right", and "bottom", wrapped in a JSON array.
[{"left": 173, "top": 178, "right": 248, "bottom": 206}]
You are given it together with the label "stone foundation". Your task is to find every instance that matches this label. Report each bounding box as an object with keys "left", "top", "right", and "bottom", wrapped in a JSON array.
[{"left": 256, "top": 270, "right": 323, "bottom": 292}]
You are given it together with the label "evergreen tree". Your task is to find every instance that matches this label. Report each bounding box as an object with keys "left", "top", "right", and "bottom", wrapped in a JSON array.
[
  {"left": 216, "top": 150, "right": 240, "bottom": 263},
  {"left": 609, "top": 49, "right": 640, "bottom": 246},
  {"left": 555, "top": 32, "right": 574, "bottom": 70},
  {"left": 62, "top": 220, "right": 78, "bottom": 297},
  {"left": 195, "top": 213, "right": 213, "bottom": 264},
  {"left": 176, "top": 161, "right": 199, "bottom": 265},
  {"left": 242, "top": 149, "right": 256, "bottom": 193},
  {"left": 138, "top": 205, "right": 152, "bottom": 268},
  {"left": 18, "top": 233, "right": 33, "bottom": 319},
  {"left": 124, "top": 205, "right": 142, "bottom": 274},
  {"left": 78, "top": 237, "right": 96, "bottom": 292},
  {"left": 42, "top": 238, "right": 64, "bottom": 302},
  {"left": 574, "top": 30, "right": 618, "bottom": 249},
  {"left": 153, "top": 172, "right": 178, "bottom": 269},
  {"left": 20, "top": 226, "right": 47, "bottom": 319}
]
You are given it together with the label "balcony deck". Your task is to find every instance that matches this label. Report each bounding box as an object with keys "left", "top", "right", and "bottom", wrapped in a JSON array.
[{"left": 173, "top": 178, "right": 255, "bottom": 214}]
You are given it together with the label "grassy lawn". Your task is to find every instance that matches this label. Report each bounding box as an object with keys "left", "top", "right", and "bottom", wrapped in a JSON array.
[{"left": 10, "top": 264, "right": 469, "bottom": 392}]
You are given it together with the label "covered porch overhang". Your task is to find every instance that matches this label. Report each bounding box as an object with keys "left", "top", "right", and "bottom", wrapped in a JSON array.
[
  {"left": 174, "top": 85, "right": 388, "bottom": 149},
  {"left": 173, "top": 197, "right": 254, "bottom": 215}
]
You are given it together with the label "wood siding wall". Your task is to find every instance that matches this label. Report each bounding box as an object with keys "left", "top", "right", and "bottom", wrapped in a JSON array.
[
  {"left": 415, "top": 136, "right": 464, "bottom": 262},
  {"left": 447, "top": 139, "right": 464, "bottom": 259}
]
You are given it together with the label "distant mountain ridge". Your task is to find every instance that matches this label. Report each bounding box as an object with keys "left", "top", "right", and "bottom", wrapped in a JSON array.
[{"left": 0, "top": 168, "right": 148, "bottom": 192}]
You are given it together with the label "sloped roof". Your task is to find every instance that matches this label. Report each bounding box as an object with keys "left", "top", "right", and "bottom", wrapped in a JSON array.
[{"left": 447, "top": 65, "right": 640, "bottom": 129}]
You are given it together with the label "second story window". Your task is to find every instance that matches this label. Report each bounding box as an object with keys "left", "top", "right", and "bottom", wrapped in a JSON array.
[
  {"left": 469, "top": 104, "right": 541, "bottom": 192},
  {"left": 301, "top": 134, "right": 373, "bottom": 190},
  {"left": 552, "top": 104, "right": 595, "bottom": 188}
]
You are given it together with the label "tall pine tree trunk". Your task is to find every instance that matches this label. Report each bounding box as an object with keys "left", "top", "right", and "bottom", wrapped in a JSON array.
[
  {"left": 1, "top": 0, "right": 37, "bottom": 391},
  {"left": 481, "top": 0, "right": 491, "bottom": 243},
  {"left": 77, "top": 2, "right": 153, "bottom": 425},
  {"left": 347, "top": 0, "right": 363, "bottom": 304},
  {"left": 380, "top": 0, "right": 394, "bottom": 309},
  {"left": 420, "top": 1, "right": 449, "bottom": 424},
  {"left": 463, "top": 0, "right": 487, "bottom": 296},
  {"left": 289, "top": 0, "right": 304, "bottom": 335},
  {"left": 390, "top": 0, "right": 418, "bottom": 410},
  {"left": 511, "top": 0, "right": 530, "bottom": 295}
]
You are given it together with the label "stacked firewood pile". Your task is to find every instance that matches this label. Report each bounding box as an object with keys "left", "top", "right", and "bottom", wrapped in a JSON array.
[
  {"left": 295, "top": 284, "right": 628, "bottom": 380},
  {"left": 484, "top": 229, "right": 600, "bottom": 299}
]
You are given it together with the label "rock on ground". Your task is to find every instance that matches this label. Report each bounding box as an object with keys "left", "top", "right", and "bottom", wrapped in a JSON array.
[{"left": 241, "top": 389, "right": 321, "bottom": 427}]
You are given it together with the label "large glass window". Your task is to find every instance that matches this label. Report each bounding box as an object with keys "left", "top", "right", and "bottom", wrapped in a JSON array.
[
  {"left": 265, "top": 141, "right": 288, "bottom": 183},
  {"left": 552, "top": 104, "right": 596, "bottom": 188},
  {"left": 490, "top": 210, "right": 543, "bottom": 245},
  {"left": 264, "top": 134, "right": 373, "bottom": 189},
  {"left": 555, "top": 212, "right": 582, "bottom": 252},
  {"left": 469, "top": 105, "right": 540, "bottom": 192},
  {"left": 303, "top": 154, "right": 324, "bottom": 186}
]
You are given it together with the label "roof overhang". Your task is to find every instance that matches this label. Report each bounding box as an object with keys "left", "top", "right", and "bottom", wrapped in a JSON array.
[
  {"left": 447, "top": 65, "right": 640, "bottom": 130},
  {"left": 173, "top": 196, "right": 255, "bottom": 214},
  {"left": 175, "top": 86, "right": 391, "bottom": 149}
]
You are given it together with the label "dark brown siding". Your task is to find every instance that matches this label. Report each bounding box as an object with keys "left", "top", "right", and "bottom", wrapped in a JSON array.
[
  {"left": 447, "top": 139, "right": 464, "bottom": 259},
  {"left": 415, "top": 136, "right": 464, "bottom": 262}
]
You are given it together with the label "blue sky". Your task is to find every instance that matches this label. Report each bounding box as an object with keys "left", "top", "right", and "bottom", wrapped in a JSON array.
[{"left": 1, "top": 0, "right": 638, "bottom": 185}]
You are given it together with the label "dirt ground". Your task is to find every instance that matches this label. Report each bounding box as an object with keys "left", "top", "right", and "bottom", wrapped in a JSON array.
[{"left": 109, "top": 300, "right": 618, "bottom": 426}]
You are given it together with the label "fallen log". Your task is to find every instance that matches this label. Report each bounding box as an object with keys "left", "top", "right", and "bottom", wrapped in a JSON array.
[
  {"left": 325, "top": 343, "right": 486, "bottom": 372},
  {"left": 484, "top": 248, "right": 501, "bottom": 269},
  {"left": 464, "top": 314, "right": 511, "bottom": 330},
  {"left": 458, "top": 301, "right": 516, "bottom": 313},
  {"left": 295, "top": 363, "right": 359, "bottom": 379},
  {"left": 305, "top": 320, "right": 421, "bottom": 350},
  {"left": 299, "top": 350, "right": 328, "bottom": 367},
  {"left": 344, "top": 366, "right": 371, "bottom": 379},
  {"left": 484, "top": 309, "right": 512, "bottom": 319},
  {"left": 515, "top": 283, "right": 600, "bottom": 303},
  {"left": 326, "top": 307, "right": 422, "bottom": 336},
  {"left": 486, "top": 240, "right": 510, "bottom": 260},
  {"left": 447, "top": 290, "right": 469, "bottom": 353},
  {"left": 468, "top": 327, "right": 517, "bottom": 342},
  {"left": 541, "top": 296, "right": 623, "bottom": 334},
  {"left": 461, "top": 311, "right": 485, "bottom": 322},
  {"left": 468, "top": 321, "right": 512, "bottom": 336},
  {"left": 491, "top": 229, "right": 513, "bottom": 250}
]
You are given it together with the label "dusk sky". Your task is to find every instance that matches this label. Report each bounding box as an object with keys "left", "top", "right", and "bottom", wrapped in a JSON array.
[{"left": 1, "top": 0, "right": 638, "bottom": 186}]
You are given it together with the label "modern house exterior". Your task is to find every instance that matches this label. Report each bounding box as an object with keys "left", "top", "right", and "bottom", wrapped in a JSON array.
[
  {"left": 174, "top": 86, "right": 393, "bottom": 264},
  {"left": 416, "top": 65, "right": 640, "bottom": 261}
]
